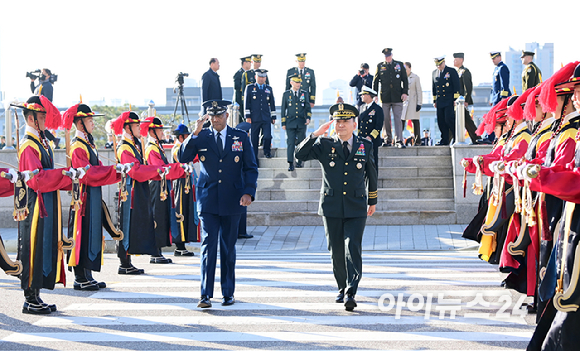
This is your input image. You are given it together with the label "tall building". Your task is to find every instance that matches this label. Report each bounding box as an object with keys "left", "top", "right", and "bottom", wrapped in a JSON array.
[{"left": 505, "top": 42, "right": 554, "bottom": 95}]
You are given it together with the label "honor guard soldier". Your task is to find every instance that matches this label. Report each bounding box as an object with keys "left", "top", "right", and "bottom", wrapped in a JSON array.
[
  {"left": 490, "top": 51, "right": 511, "bottom": 106},
  {"left": 141, "top": 117, "right": 188, "bottom": 264},
  {"left": 295, "top": 102, "right": 378, "bottom": 312},
  {"left": 171, "top": 124, "right": 200, "bottom": 255},
  {"left": 286, "top": 53, "right": 316, "bottom": 107},
  {"left": 281, "top": 73, "right": 312, "bottom": 171},
  {"left": 233, "top": 56, "right": 252, "bottom": 123},
  {"left": 357, "top": 86, "right": 384, "bottom": 172},
  {"left": 432, "top": 56, "right": 460, "bottom": 145},
  {"left": 244, "top": 68, "right": 276, "bottom": 165},
  {"left": 179, "top": 100, "right": 258, "bottom": 309},
  {"left": 373, "top": 48, "right": 409, "bottom": 148},
  {"left": 521, "top": 50, "right": 542, "bottom": 92},
  {"left": 15, "top": 96, "right": 79, "bottom": 314},
  {"left": 241, "top": 54, "right": 269, "bottom": 95},
  {"left": 63, "top": 102, "right": 125, "bottom": 291}
]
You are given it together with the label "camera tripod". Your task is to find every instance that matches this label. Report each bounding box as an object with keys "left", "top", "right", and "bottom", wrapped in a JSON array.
[{"left": 173, "top": 82, "right": 189, "bottom": 124}]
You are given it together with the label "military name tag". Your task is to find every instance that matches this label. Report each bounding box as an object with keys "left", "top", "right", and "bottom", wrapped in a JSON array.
[
  {"left": 357, "top": 163, "right": 362, "bottom": 169},
  {"left": 329, "top": 161, "right": 335, "bottom": 167},
  {"left": 234, "top": 156, "right": 240, "bottom": 163},
  {"left": 232, "top": 141, "right": 243, "bottom": 152},
  {"left": 200, "top": 155, "right": 205, "bottom": 162}
]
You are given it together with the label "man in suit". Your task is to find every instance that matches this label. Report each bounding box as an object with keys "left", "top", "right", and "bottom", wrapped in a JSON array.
[
  {"left": 179, "top": 100, "right": 258, "bottom": 309},
  {"left": 244, "top": 69, "right": 276, "bottom": 165},
  {"left": 521, "top": 51, "right": 542, "bottom": 92},
  {"left": 432, "top": 56, "right": 460, "bottom": 145},
  {"left": 241, "top": 54, "right": 269, "bottom": 95},
  {"left": 281, "top": 73, "right": 312, "bottom": 171},
  {"left": 295, "top": 102, "right": 378, "bottom": 312},
  {"left": 358, "top": 86, "right": 383, "bottom": 173},
  {"left": 201, "top": 58, "right": 222, "bottom": 111},
  {"left": 373, "top": 48, "right": 409, "bottom": 148},
  {"left": 490, "top": 51, "right": 511, "bottom": 106},
  {"left": 350, "top": 63, "right": 374, "bottom": 108},
  {"left": 453, "top": 53, "right": 480, "bottom": 144},
  {"left": 285, "top": 53, "right": 316, "bottom": 107},
  {"left": 233, "top": 56, "right": 252, "bottom": 123}
]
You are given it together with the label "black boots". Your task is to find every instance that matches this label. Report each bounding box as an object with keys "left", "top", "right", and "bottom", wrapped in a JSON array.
[
  {"left": 22, "top": 289, "right": 53, "bottom": 315},
  {"left": 118, "top": 252, "right": 144, "bottom": 275},
  {"left": 150, "top": 248, "right": 173, "bottom": 264},
  {"left": 174, "top": 242, "right": 194, "bottom": 256},
  {"left": 73, "top": 266, "right": 99, "bottom": 291}
]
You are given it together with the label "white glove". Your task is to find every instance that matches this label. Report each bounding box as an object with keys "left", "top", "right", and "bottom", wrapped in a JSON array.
[
  {"left": 505, "top": 161, "right": 517, "bottom": 176},
  {"left": 188, "top": 163, "right": 194, "bottom": 174},
  {"left": 489, "top": 161, "right": 499, "bottom": 173},
  {"left": 21, "top": 170, "right": 35, "bottom": 183},
  {"left": 516, "top": 163, "right": 528, "bottom": 180},
  {"left": 76, "top": 167, "right": 86, "bottom": 180},
  {"left": 123, "top": 163, "right": 133, "bottom": 173},
  {"left": 163, "top": 166, "right": 171, "bottom": 176},
  {"left": 115, "top": 164, "right": 124, "bottom": 173},
  {"left": 7, "top": 168, "right": 19, "bottom": 183}
]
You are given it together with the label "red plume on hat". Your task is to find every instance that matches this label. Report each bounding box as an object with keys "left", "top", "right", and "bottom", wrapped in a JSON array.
[
  {"left": 524, "top": 83, "right": 543, "bottom": 121},
  {"left": 39, "top": 95, "right": 62, "bottom": 130},
  {"left": 538, "top": 61, "right": 579, "bottom": 113},
  {"left": 507, "top": 86, "right": 535, "bottom": 121},
  {"left": 62, "top": 104, "right": 79, "bottom": 130},
  {"left": 111, "top": 111, "right": 132, "bottom": 136},
  {"left": 482, "top": 99, "right": 509, "bottom": 135},
  {"left": 140, "top": 116, "right": 154, "bottom": 137}
]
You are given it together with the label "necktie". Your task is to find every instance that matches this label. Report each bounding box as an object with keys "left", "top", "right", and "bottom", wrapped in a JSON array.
[
  {"left": 217, "top": 131, "right": 223, "bottom": 155},
  {"left": 343, "top": 141, "right": 350, "bottom": 159}
]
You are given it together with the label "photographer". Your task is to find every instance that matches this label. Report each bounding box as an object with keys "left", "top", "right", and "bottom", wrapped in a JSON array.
[
  {"left": 349, "top": 63, "right": 373, "bottom": 108},
  {"left": 29, "top": 68, "right": 54, "bottom": 102}
]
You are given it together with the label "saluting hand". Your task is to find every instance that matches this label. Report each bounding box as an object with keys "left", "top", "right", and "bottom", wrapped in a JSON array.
[
  {"left": 367, "top": 204, "right": 376, "bottom": 217},
  {"left": 313, "top": 120, "right": 333, "bottom": 137},
  {"left": 240, "top": 194, "right": 252, "bottom": 206},
  {"left": 194, "top": 115, "right": 209, "bottom": 136}
]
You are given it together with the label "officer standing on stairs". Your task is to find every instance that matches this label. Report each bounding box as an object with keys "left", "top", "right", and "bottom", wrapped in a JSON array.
[
  {"left": 281, "top": 73, "right": 311, "bottom": 171},
  {"left": 295, "top": 102, "right": 378, "bottom": 312}
]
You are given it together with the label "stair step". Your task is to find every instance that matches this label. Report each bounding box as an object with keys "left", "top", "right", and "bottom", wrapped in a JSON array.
[
  {"left": 258, "top": 155, "right": 451, "bottom": 169},
  {"left": 254, "top": 188, "right": 453, "bottom": 201},
  {"left": 257, "top": 177, "right": 453, "bottom": 190},
  {"left": 256, "top": 166, "right": 452, "bottom": 179},
  {"left": 247, "top": 210, "right": 457, "bottom": 226},
  {"left": 259, "top": 146, "right": 451, "bottom": 158},
  {"left": 249, "top": 198, "right": 454, "bottom": 212}
]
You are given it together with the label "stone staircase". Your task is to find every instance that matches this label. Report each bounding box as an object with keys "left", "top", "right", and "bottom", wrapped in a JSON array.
[{"left": 249, "top": 146, "right": 456, "bottom": 226}]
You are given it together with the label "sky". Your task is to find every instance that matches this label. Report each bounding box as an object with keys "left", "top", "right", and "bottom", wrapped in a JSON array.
[{"left": 0, "top": 0, "right": 577, "bottom": 109}]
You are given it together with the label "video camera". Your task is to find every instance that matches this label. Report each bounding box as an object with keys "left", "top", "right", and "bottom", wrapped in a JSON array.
[
  {"left": 26, "top": 69, "right": 58, "bottom": 83},
  {"left": 175, "top": 72, "right": 188, "bottom": 86}
]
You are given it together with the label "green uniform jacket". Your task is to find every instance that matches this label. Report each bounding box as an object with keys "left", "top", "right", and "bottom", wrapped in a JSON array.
[
  {"left": 295, "top": 134, "right": 378, "bottom": 218},
  {"left": 457, "top": 65, "right": 474, "bottom": 105},
  {"left": 373, "top": 60, "right": 409, "bottom": 103},
  {"left": 281, "top": 89, "right": 312, "bottom": 128},
  {"left": 522, "top": 62, "right": 542, "bottom": 92},
  {"left": 233, "top": 68, "right": 245, "bottom": 107},
  {"left": 285, "top": 67, "right": 316, "bottom": 104}
]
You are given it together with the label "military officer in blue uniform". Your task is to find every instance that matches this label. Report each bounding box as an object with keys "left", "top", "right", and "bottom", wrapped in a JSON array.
[
  {"left": 179, "top": 100, "right": 258, "bottom": 309},
  {"left": 358, "top": 86, "right": 384, "bottom": 173},
  {"left": 490, "top": 51, "right": 511, "bottom": 106},
  {"left": 281, "top": 73, "right": 312, "bottom": 171},
  {"left": 241, "top": 54, "right": 269, "bottom": 96},
  {"left": 432, "top": 56, "right": 460, "bottom": 145},
  {"left": 285, "top": 53, "right": 316, "bottom": 107},
  {"left": 295, "top": 103, "right": 378, "bottom": 311},
  {"left": 244, "top": 69, "right": 276, "bottom": 165},
  {"left": 233, "top": 56, "right": 252, "bottom": 122}
]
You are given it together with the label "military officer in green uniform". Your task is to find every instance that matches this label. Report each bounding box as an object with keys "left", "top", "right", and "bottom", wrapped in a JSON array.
[
  {"left": 233, "top": 56, "right": 252, "bottom": 123},
  {"left": 281, "top": 74, "right": 312, "bottom": 171},
  {"left": 521, "top": 50, "right": 542, "bottom": 92},
  {"left": 296, "top": 103, "right": 377, "bottom": 312},
  {"left": 241, "top": 54, "right": 269, "bottom": 95},
  {"left": 285, "top": 53, "right": 316, "bottom": 107}
]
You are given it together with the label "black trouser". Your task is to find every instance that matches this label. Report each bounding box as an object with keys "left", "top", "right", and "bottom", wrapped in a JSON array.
[
  {"left": 372, "top": 141, "right": 380, "bottom": 176},
  {"left": 464, "top": 107, "right": 478, "bottom": 143},
  {"left": 251, "top": 120, "right": 272, "bottom": 163},
  {"left": 436, "top": 104, "right": 455, "bottom": 145},
  {"left": 286, "top": 124, "right": 307, "bottom": 163},
  {"left": 322, "top": 216, "right": 367, "bottom": 295},
  {"left": 238, "top": 207, "right": 247, "bottom": 236}
]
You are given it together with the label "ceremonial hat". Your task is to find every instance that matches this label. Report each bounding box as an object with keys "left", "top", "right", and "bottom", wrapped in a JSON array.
[
  {"left": 251, "top": 54, "right": 262, "bottom": 62},
  {"left": 240, "top": 56, "right": 252, "bottom": 63},
  {"left": 434, "top": 55, "right": 445, "bottom": 66},
  {"left": 288, "top": 73, "right": 302, "bottom": 83},
  {"left": 12, "top": 95, "right": 61, "bottom": 130},
  {"left": 62, "top": 103, "right": 104, "bottom": 130},
  {"left": 235, "top": 121, "right": 251, "bottom": 133},
  {"left": 453, "top": 53, "right": 464, "bottom": 59},
  {"left": 476, "top": 99, "right": 509, "bottom": 136},
  {"left": 520, "top": 51, "right": 535, "bottom": 58},
  {"left": 203, "top": 100, "right": 230, "bottom": 116},
  {"left": 490, "top": 51, "right": 501, "bottom": 59},
  {"left": 382, "top": 48, "right": 393, "bottom": 56},
  {"left": 538, "top": 61, "right": 580, "bottom": 113},
  {"left": 296, "top": 53, "right": 307, "bottom": 62},
  {"left": 360, "top": 63, "right": 369, "bottom": 69},
  {"left": 507, "top": 86, "right": 535, "bottom": 121},
  {"left": 555, "top": 63, "right": 580, "bottom": 94},
  {"left": 329, "top": 103, "right": 359, "bottom": 120},
  {"left": 140, "top": 116, "right": 166, "bottom": 137},
  {"left": 255, "top": 69, "right": 268, "bottom": 77},
  {"left": 172, "top": 123, "right": 190, "bottom": 136},
  {"left": 358, "top": 86, "right": 378, "bottom": 96},
  {"left": 524, "top": 83, "right": 544, "bottom": 121},
  {"left": 111, "top": 111, "right": 140, "bottom": 136}
]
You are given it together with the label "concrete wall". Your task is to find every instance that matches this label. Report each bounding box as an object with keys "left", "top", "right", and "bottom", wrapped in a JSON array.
[{"left": 450, "top": 144, "right": 493, "bottom": 224}]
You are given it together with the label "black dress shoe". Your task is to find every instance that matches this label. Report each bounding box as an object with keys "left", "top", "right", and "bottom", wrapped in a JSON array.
[
  {"left": 22, "top": 301, "right": 51, "bottom": 315},
  {"left": 288, "top": 163, "right": 295, "bottom": 171},
  {"left": 174, "top": 249, "right": 195, "bottom": 256},
  {"left": 295, "top": 160, "right": 304, "bottom": 168},
  {"left": 35, "top": 293, "right": 57, "bottom": 312},
  {"left": 335, "top": 289, "right": 345, "bottom": 303},
  {"left": 344, "top": 294, "right": 357, "bottom": 311},
  {"left": 222, "top": 296, "right": 235, "bottom": 306},
  {"left": 150, "top": 256, "right": 173, "bottom": 264},
  {"left": 264, "top": 153, "right": 272, "bottom": 158},
  {"left": 238, "top": 234, "right": 254, "bottom": 239},
  {"left": 118, "top": 265, "right": 145, "bottom": 275},
  {"left": 395, "top": 141, "right": 406, "bottom": 149},
  {"left": 198, "top": 296, "right": 212, "bottom": 308},
  {"left": 74, "top": 280, "right": 100, "bottom": 291},
  {"left": 381, "top": 142, "right": 392, "bottom": 147},
  {"left": 526, "top": 303, "right": 537, "bottom": 314}
]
